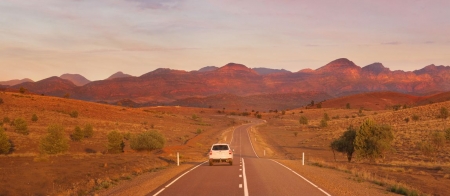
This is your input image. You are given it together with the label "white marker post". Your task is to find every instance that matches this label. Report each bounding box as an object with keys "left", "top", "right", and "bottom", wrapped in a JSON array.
[
  {"left": 264, "top": 150, "right": 265, "bottom": 157},
  {"left": 177, "top": 152, "right": 180, "bottom": 166},
  {"left": 302, "top": 152, "right": 305, "bottom": 166}
]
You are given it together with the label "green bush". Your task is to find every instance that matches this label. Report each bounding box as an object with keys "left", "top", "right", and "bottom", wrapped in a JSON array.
[
  {"left": 107, "top": 130, "right": 124, "bottom": 153},
  {"left": 83, "top": 124, "right": 94, "bottom": 138},
  {"left": 354, "top": 119, "right": 393, "bottom": 161},
  {"left": 39, "top": 124, "right": 69, "bottom": 154},
  {"left": 31, "top": 114, "right": 38, "bottom": 122},
  {"left": 69, "top": 111, "right": 79, "bottom": 118},
  {"left": 13, "top": 118, "right": 28, "bottom": 135},
  {"left": 0, "top": 127, "right": 11, "bottom": 154},
  {"left": 196, "top": 129, "right": 203, "bottom": 134},
  {"left": 330, "top": 126, "right": 356, "bottom": 162},
  {"left": 299, "top": 116, "right": 308, "bottom": 125},
  {"left": 130, "top": 130, "right": 165, "bottom": 151},
  {"left": 71, "top": 126, "right": 84, "bottom": 141}
]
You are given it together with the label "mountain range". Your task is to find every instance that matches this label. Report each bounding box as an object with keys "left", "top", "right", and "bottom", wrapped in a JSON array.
[{"left": 2, "top": 58, "right": 450, "bottom": 110}]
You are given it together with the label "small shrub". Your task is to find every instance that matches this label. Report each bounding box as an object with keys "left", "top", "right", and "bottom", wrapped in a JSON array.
[
  {"left": 69, "top": 111, "right": 79, "bottom": 118},
  {"left": 107, "top": 130, "right": 124, "bottom": 153},
  {"left": 430, "top": 131, "right": 445, "bottom": 150},
  {"left": 39, "top": 124, "right": 69, "bottom": 154},
  {"left": 3, "top": 117, "right": 10, "bottom": 123},
  {"left": 323, "top": 113, "right": 330, "bottom": 121},
  {"left": 299, "top": 116, "right": 308, "bottom": 125},
  {"left": 439, "top": 107, "right": 449, "bottom": 119},
  {"left": 445, "top": 128, "right": 450, "bottom": 141},
  {"left": 19, "top": 87, "right": 26, "bottom": 94},
  {"left": 83, "top": 124, "right": 94, "bottom": 138},
  {"left": 71, "top": 126, "right": 84, "bottom": 141},
  {"left": 417, "top": 141, "right": 435, "bottom": 156},
  {"left": 31, "top": 114, "right": 38, "bottom": 122},
  {"left": 13, "top": 118, "right": 28, "bottom": 135},
  {"left": 412, "top": 114, "right": 419, "bottom": 122},
  {"left": 256, "top": 114, "right": 262, "bottom": 119},
  {"left": 130, "top": 130, "right": 165, "bottom": 151},
  {"left": 320, "top": 119, "right": 328, "bottom": 128},
  {"left": 0, "top": 98, "right": 3, "bottom": 104},
  {"left": 196, "top": 129, "right": 203, "bottom": 134},
  {"left": 0, "top": 127, "right": 12, "bottom": 154},
  {"left": 404, "top": 117, "right": 409, "bottom": 123},
  {"left": 294, "top": 132, "right": 298, "bottom": 137},
  {"left": 346, "top": 103, "right": 350, "bottom": 109}
]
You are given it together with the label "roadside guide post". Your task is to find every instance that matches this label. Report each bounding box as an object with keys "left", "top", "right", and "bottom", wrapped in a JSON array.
[
  {"left": 177, "top": 152, "right": 180, "bottom": 166},
  {"left": 302, "top": 152, "right": 305, "bottom": 166}
]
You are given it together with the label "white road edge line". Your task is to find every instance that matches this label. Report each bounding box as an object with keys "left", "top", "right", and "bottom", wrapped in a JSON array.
[
  {"left": 245, "top": 126, "right": 259, "bottom": 158},
  {"left": 152, "top": 161, "right": 207, "bottom": 196},
  {"left": 242, "top": 158, "right": 249, "bottom": 196},
  {"left": 271, "top": 160, "right": 332, "bottom": 196}
]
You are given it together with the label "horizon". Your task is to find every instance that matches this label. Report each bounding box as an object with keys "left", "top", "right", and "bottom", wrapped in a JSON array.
[{"left": 1, "top": 0, "right": 449, "bottom": 81}]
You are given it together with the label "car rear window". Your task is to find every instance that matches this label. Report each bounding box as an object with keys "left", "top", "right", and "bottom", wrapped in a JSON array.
[{"left": 212, "top": 145, "right": 229, "bottom": 150}]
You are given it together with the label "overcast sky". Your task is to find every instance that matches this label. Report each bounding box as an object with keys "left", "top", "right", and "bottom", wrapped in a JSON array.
[{"left": 1, "top": 0, "right": 449, "bottom": 81}]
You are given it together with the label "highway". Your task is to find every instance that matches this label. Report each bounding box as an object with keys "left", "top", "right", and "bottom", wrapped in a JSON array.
[{"left": 149, "top": 121, "right": 331, "bottom": 196}]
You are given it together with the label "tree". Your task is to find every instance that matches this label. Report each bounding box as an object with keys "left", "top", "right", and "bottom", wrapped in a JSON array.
[
  {"left": 354, "top": 119, "right": 394, "bottom": 161},
  {"left": 31, "top": 114, "right": 38, "bottom": 122},
  {"left": 107, "top": 130, "right": 124, "bottom": 153},
  {"left": 0, "top": 127, "right": 11, "bottom": 154},
  {"left": 39, "top": 124, "right": 69, "bottom": 154},
  {"left": 13, "top": 118, "right": 28, "bottom": 135},
  {"left": 330, "top": 126, "right": 356, "bottom": 162},
  {"left": 130, "top": 130, "right": 165, "bottom": 151},
  {"left": 299, "top": 116, "right": 308, "bottom": 125}
]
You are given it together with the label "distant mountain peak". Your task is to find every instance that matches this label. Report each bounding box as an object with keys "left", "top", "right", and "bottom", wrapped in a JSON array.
[
  {"left": 106, "top": 71, "right": 133, "bottom": 80},
  {"left": 252, "top": 67, "right": 291, "bottom": 75},
  {"left": 198, "top": 66, "right": 219, "bottom": 72},
  {"left": 414, "top": 64, "right": 450, "bottom": 75},
  {"left": 316, "top": 58, "right": 360, "bottom": 72},
  {"left": 362, "top": 63, "right": 390, "bottom": 74},
  {"left": 59, "top": 73, "right": 91, "bottom": 86},
  {"left": 0, "top": 78, "right": 34, "bottom": 86},
  {"left": 217, "top": 63, "right": 257, "bottom": 74}
]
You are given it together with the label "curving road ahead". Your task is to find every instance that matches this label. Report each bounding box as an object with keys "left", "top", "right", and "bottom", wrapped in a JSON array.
[{"left": 149, "top": 121, "right": 331, "bottom": 196}]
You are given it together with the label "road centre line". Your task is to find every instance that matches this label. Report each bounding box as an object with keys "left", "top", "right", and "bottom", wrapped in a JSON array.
[
  {"left": 271, "top": 160, "right": 332, "bottom": 196},
  {"left": 242, "top": 158, "right": 249, "bottom": 196},
  {"left": 152, "top": 161, "right": 206, "bottom": 196}
]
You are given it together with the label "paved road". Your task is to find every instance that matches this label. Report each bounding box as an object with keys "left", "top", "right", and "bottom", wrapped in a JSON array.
[{"left": 149, "top": 120, "right": 330, "bottom": 196}]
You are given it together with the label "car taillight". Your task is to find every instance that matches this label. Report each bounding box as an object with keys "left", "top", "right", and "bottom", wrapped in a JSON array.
[
  {"left": 229, "top": 150, "right": 232, "bottom": 155},
  {"left": 209, "top": 150, "right": 212, "bottom": 155}
]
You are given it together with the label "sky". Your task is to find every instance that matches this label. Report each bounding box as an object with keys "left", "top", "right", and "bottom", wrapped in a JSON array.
[{"left": 1, "top": 0, "right": 449, "bottom": 81}]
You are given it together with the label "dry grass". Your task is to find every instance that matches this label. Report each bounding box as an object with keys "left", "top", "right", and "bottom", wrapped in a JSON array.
[
  {"left": 253, "top": 101, "right": 450, "bottom": 196},
  {"left": 0, "top": 92, "right": 239, "bottom": 195}
]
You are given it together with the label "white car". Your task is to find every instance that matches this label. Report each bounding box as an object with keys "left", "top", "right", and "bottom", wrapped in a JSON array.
[{"left": 209, "top": 143, "right": 233, "bottom": 166}]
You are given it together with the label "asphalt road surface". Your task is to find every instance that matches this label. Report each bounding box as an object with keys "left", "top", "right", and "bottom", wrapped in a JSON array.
[{"left": 149, "top": 120, "right": 331, "bottom": 196}]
